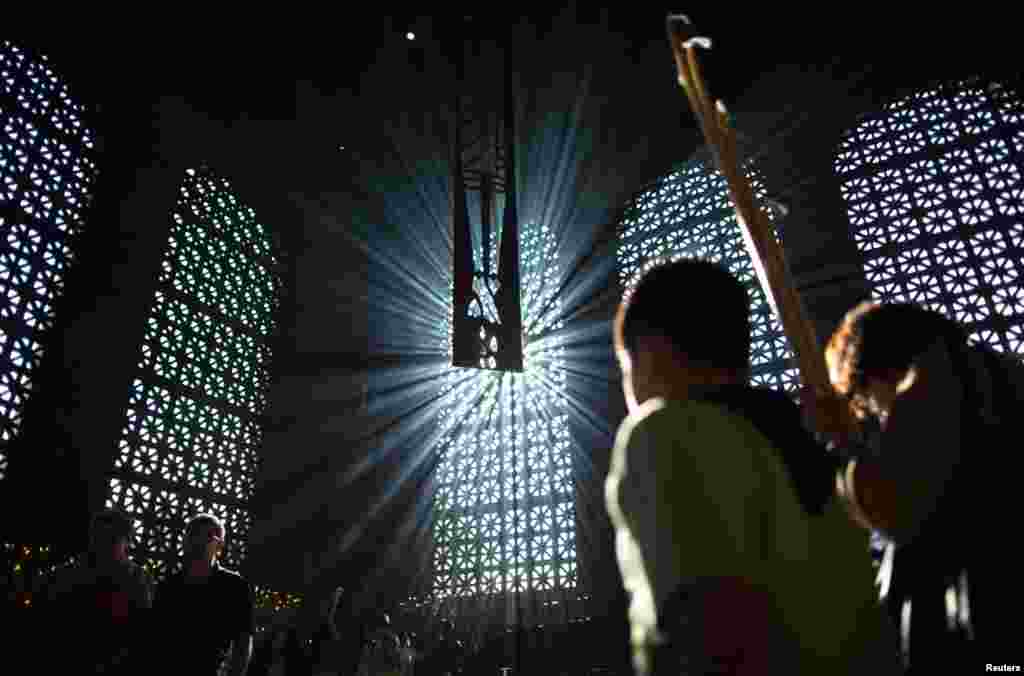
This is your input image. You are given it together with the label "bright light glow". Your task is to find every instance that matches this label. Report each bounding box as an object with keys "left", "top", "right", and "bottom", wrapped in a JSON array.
[
  {"left": 836, "top": 80, "right": 1024, "bottom": 353},
  {"left": 0, "top": 41, "right": 99, "bottom": 482},
  {"left": 618, "top": 159, "right": 798, "bottom": 392},
  {"left": 432, "top": 221, "right": 575, "bottom": 599},
  {"left": 105, "top": 167, "right": 281, "bottom": 580},
  {"left": 406, "top": 32, "right": 416, "bottom": 41}
]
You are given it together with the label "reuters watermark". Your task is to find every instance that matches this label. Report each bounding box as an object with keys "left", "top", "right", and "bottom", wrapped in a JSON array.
[{"left": 986, "top": 666, "right": 1022, "bottom": 673}]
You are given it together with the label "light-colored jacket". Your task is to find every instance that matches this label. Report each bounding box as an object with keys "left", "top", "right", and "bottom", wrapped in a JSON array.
[{"left": 606, "top": 396, "right": 900, "bottom": 675}]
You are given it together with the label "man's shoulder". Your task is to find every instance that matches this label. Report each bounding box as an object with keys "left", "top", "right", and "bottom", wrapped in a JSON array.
[
  {"left": 612, "top": 396, "right": 796, "bottom": 496},
  {"left": 212, "top": 565, "right": 249, "bottom": 586},
  {"left": 614, "top": 399, "right": 671, "bottom": 467},
  {"left": 618, "top": 397, "right": 667, "bottom": 437},
  {"left": 618, "top": 396, "right": 760, "bottom": 447},
  {"left": 612, "top": 398, "right": 762, "bottom": 482},
  {"left": 212, "top": 566, "right": 254, "bottom": 603}
]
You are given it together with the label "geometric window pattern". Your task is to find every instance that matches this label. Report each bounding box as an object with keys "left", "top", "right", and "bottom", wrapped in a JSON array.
[
  {"left": 1, "top": 41, "right": 98, "bottom": 481},
  {"left": 837, "top": 79, "right": 1024, "bottom": 354},
  {"left": 105, "top": 166, "right": 281, "bottom": 581},
  {"left": 431, "top": 221, "right": 576, "bottom": 611},
  {"left": 617, "top": 159, "right": 799, "bottom": 393}
]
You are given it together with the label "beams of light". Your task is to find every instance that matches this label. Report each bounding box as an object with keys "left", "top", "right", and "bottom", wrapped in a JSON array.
[
  {"left": 431, "top": 219, "right": 574, "bottom": 602},
  {"left": 300, "top": 29, "right": 627, "bottom": 629}
]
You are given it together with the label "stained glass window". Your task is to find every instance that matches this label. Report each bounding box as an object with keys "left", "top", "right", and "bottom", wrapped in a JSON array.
[
  {"left": 104, "top": 166, "right": 281, "bottom": 580},
  {"left": 431, "top": 222, "right": 575, "bottom": 610},
  {"left": 836, "top": 79, "right": 1024, "bottom": 353},
  {"left": 0, "top": 41, "right": 98, "bottom": 482},
  {"left": 617, "top": 159, "right": 798, "bottom": 392}
]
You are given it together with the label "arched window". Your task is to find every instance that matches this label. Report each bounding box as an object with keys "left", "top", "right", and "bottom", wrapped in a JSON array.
[
  {"left": 836, "top": 78, "right": 1024, "bottom": 352},
  {"left": 430, "top": 221, "right": 575, "bottom": 622},
  {"left": 617, "top": 159, "right": 798, "bottom": 392},
  {"left": 0, "top": 41, "right": 98, "bottom": 482},
  {"left": 105, "top": 166, "right": 281, "bottom": 580}
]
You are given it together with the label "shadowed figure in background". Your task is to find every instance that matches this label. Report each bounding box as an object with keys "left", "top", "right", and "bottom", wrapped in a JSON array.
[
  {"left": 356, "top": 612, "right": 403, "bottom": 676},
  {"left": 806, "top": 301, "right": 1024, "bottom": 673},
  {"left": 398, "top": 630, "right": 419, "bottom": 676},
  {"left": 419, "top": 619, "right": 464, "bottom": 676},
  {"left": 606, "top": 258, "right": 899, "bottom": 675},
  {"left": 45, "top": 509, "right": 154, "bottom": 673},
  {"left": 310, "top": 585, "right": 346, "bottom": 676},
  {"left": 250, "top": 624, "right": 309, "bottom": 676},
  {"left": 154, "top": 513, "right": 255, "bottom": 675}
]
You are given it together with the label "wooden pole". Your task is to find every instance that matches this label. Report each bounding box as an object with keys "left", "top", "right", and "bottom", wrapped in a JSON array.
[{"left": 665, "top": 14, "right": 832, "bottom": 394}]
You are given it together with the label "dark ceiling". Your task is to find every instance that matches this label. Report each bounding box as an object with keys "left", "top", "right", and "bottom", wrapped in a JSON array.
[{"left": 31, "top": 7, "right": 1017, "bottom": 134}]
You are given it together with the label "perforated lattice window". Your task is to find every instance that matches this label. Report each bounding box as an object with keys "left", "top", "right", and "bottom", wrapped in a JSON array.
[
  {"left": 837, "top": 79, "right": 1024, "bottom": 353},
  {"left": 617, "top": 159, "right": 798, "bottom": 392},
  {"left": 431, "top": 222, "right": 575, "bottom": 604},
  {"left": 0, "top": 41, "right": 98, "bottom": 482},
  {"left": 105, "top": 167, "right": 281, "bottom": 580}
]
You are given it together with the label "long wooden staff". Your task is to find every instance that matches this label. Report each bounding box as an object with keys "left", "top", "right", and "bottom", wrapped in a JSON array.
[
  {"left": 666, "top": 14, "right": 831, "bottom": 395},
  {"left": 666, "top": 15, "right": 874, "bottom": 521}
]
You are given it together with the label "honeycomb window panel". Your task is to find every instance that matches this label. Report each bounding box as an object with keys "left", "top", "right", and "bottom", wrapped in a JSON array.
[
  {"left": 836, "top": 79, "right": 1024, "bottom": 356},
  {"left": 106, "top": 167, "right": 280, "bottom": 578},
  {"left": 0, "top": 42, "right": 98, "bottom": 481},
  {"left": 617, "top": 159, "right": 796, "bottom": 393}
]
